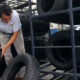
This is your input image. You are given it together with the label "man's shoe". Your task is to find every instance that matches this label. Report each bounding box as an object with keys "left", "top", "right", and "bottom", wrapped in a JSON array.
[{"left": 15, "top": 76, "right": 23, "bottom": 80}]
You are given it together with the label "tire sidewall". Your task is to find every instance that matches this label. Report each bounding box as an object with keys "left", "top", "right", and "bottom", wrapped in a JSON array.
[
  {"left": 2, "top": 54, "right": 40, "bottom": 80},
  {"left": 45, "top": 31, "right": 72, "bottom": 70},
  {"left": 37, "top": 0, "right": 65, "bottom": 14}
]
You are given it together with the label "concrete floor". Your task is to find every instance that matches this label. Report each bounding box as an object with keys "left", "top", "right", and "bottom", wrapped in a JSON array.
[
  {"left": 40, "top": 61, "right": 79, "bottom": 80},
  {"left": 40, "top": 62, "right": 55, "bottom": 80}
]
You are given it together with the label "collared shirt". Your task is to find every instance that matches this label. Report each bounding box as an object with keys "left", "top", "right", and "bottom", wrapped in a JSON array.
[{"left": 0, "top": 10, "right": 21, "bottom": 34}]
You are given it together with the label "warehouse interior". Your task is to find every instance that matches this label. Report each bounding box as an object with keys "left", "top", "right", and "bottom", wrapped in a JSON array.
[{"left": 0, "top": 0, "right": 80, "bottom": 80}]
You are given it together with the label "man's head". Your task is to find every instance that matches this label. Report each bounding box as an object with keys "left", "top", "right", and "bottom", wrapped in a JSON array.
[{"left": 0, "top": 3, "right": 12, "bottom": 23}]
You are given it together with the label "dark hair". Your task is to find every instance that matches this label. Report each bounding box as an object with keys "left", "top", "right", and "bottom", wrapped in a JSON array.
[{"left": 0, "top": 3, "right": 12, "bottom": 17}]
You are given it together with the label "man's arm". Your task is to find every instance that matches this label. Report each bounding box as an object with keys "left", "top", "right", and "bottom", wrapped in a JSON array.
[
  {"left": 0, "top": 31, "right": 19, "bottom": 57},
  {"left": 6, "top": 31, "right": 19, "bottom": 48}
]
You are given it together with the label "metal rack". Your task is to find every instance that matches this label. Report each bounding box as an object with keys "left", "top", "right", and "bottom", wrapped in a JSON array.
[{"left": 28, "top": 0, "right": 80, "bottom": 80}]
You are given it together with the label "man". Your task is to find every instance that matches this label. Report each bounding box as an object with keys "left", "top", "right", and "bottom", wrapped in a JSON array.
[{"left": 0, "top": 3, "right": 25, "bottom": 79}]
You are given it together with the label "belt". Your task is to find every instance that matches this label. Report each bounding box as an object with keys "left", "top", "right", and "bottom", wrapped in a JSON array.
[{"left": 0, "top": 32, "right": 13, "bottom": 35}]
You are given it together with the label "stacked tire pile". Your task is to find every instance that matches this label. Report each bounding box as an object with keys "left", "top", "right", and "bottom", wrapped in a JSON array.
[
  {"left": 37, "top": 0, "right": 80, "bottom": 24},
  {"left": 37, "top": 0, "right": 80, "bottom": 71},
  {"left": 46, "top": 30, "right": 80, "bottom": 70},
  {"left": 20, "top": 13, "right": 49, "bottom": 60}
]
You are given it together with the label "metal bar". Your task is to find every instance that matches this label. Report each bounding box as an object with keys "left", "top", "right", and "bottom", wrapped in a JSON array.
[
  {"left": 27, "top": 0, "right": 80, "bottom": 79},
  {"left": 73, "top": 7, "right": 80, "bottom": 11},
  {"left": 33, "top": 9, "right": 69, "bottom": 18},
  {"left": 40, "top": 64, "right": 51, "bottom": 69},
  {"left": 32, "top": 7, "right": 80, "bottom": 19},
  {"left": 40, "top": 73, "right": 51, "bottom": 78},
  {"left": 28, "top": 0, "right": 35, "bottom": 56},
  {"left": 69, "top": 0, "right": 77, "bottom": 80},
  {"left": 40, "top": 71, "right": 80, "bottom": 77},
  {"left": 34, "top": 46, "right": 80, "bottom": 48}
]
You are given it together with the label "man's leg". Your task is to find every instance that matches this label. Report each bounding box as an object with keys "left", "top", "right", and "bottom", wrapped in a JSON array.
[
  {"left": 1, "top": 34, "right": 13, "bottom": 65},
  {"left": 13, "top": 30, "right": 26, "bottom": 78},
  {"left": 13, "top": 29, "right": 26, "bottom": 54}
]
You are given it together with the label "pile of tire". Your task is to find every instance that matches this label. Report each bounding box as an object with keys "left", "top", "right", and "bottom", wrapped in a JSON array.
[
  {"left": 37, "top": 0, "right": 80, "bottom": 24},
  {"left": 1, "top": 54, "right": 40, "bottom": 80},
  {"left": 19, "top": 13, "right": 49, "bottom": 36},
  {"left": 45, "top": 30, "right": 80, "bottom": 70},
  {"left": 19, "top": 13, "right": 49, "bottom": 60}
]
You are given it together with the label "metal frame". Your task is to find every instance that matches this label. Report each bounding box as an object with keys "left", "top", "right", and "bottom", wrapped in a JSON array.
[{"left": 28, "top": 0, "right": 80, "bottom": 80}]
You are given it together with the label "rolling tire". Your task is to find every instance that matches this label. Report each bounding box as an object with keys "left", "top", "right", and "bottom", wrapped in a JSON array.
[
  {"left": 45, "top": 31, "right": 80, "bottom": 70},
  {"left": 2, "top": 53, "right": 40, "bottom": 80}
]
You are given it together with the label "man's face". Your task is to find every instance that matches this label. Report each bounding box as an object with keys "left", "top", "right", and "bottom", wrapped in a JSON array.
[{"left": 1, "top": 13, "right": 12, "bottom": 23}]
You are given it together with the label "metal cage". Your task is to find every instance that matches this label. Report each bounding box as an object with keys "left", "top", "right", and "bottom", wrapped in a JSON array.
[{"left": 28, "top": 0, "right": 80, "bottom": 80}]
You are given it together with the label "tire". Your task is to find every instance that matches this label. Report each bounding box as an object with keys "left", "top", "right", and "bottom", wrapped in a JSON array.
[
  {"left": 37, "top": 0, "right": 67, "bottom": 14},
  {"left": 19, "top": 13, "right": 49, "bottom": 36},
  {"left": 0, "top": 57, "right": 6, "bottom": 77},
  {"left": 37, "top": 0, "right": 69, "bottom": 24},
  {"left": 45, "top": 30, "right": 80, "bottom": 70},
  {"left": 37, "top": 0, "right": 80, "bottom": 25},
  {"left": 19, "top": 13, "right": 49, "bottom": 60},
  {"left": 2, "top": 54, "right": 40, "bottom": 80}
]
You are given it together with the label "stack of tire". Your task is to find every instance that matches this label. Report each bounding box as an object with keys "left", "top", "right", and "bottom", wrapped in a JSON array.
[
  {"left": 37, "top": 0, "right": 80, "bottom": 70},
  {"left": 45, "top": 30, "right": 80, "bottom": 70},
  {"left": 37, "top": 0, "right": 80, "bottom": 24},
  {"left": 19, "top": 13, "right": 49, "bottom": 60}
]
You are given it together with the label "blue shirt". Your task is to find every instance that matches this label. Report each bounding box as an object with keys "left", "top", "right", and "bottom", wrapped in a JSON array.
[{"left": 0, "top": 10, "right": 21, "bottom": 33}]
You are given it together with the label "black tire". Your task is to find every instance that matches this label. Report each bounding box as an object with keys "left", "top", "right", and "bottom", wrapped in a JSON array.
[
  {"left": 19, "top": 13, "right": 49, "bottom": 60},
  {"left": 37, "top": 0, "right": 67, "bottom": 14},
  {"left": 0, "top": 57, "right": 6, "bottom": 77},
  {"left": 37, "top": 0, "right": 80, "bottom": 25},
  {"left": 45, "top": 30, "right": 80, "bottom": 70},
  {"left": 2, "top": 54, "right": 40, "bottom": 80},
  {"left": 37, "top": 0, "right": 70, "bottom": 24},
  {"left": 19, "top": 13, "right": 49, "bottom": 36}
]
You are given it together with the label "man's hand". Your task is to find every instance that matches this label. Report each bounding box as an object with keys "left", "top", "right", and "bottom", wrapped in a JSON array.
[
  {"left": 0, "top": 45, "right": 7, "bottom": 57},
  {"left": 0, "top": 31, "right": 19, "bottom": 57}
]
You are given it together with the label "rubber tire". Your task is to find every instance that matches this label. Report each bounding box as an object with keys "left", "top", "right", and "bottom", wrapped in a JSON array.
[
  {"left": 0, "top": 57, "right": 6, "bottom": 77},
  {"left": 37, "top": 0, "right": 80, "bottom": 25},
  {"left": 37, "top": 0, "right": 70, "bottom": 25},
  {"left": 45, "top": 30, "right": 80, "bottom": 70},
  {"left": 19, "top": 13, "right": 49, "bottom": 36},
  {"left": 37, "top": 0, "right": 67, "bottom": 14},
  {"left": 2, "top": 54, "right": 40, "bottom": 80},
  {"left": 19, "top": 13, "right": 49, "bottom": 60}
]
